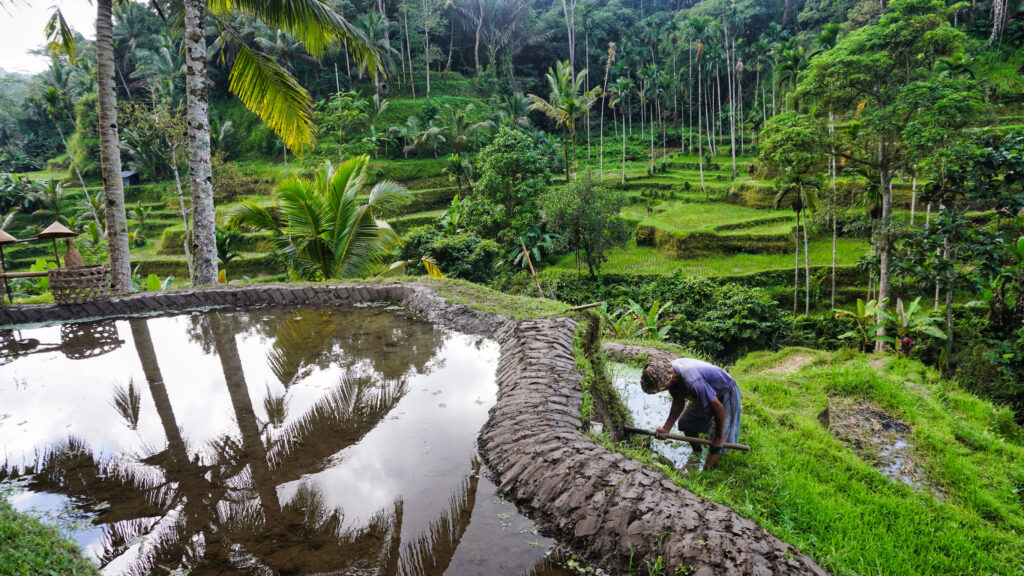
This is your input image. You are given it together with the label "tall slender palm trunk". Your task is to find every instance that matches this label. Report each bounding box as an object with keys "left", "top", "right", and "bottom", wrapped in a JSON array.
[
  {"left": 57, "top": 124, "right": 103, "bottom": 231},
  {"left": 620, "top": 110, "right": 626, "bottom": 184},
  {"left": 793, "top": 211, "right": 800, "bottom": 316},
  {"left": 802, "top": 204, "right": 810, "bottom": 314},
  {"left": 829, "top": 114, "right": 837, "bottom": 309},
  {"left": 96, "top": 0, "right": 131, "bottom": 292},
  {"left": 697, "top": 63, "right": 705, "bottom": 193},
  {"left": 184, "top": 0, "right": 218, "bottom": 286}
]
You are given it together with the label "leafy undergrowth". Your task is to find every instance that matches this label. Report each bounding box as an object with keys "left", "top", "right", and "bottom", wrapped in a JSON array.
[
  {"left": 0, "top": 497, "right": 99, "bottom": 576},
  {"left": 614, "top": 347, "right": 1024, "bottom": 576}
]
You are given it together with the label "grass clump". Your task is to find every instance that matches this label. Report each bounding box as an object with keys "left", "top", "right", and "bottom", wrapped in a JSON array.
[
  {"left": 609, "top": 348, "right": 1024, "bottom": 576},
  {"left": 0, "top": 496, "right": 98, "bottom": 576}
]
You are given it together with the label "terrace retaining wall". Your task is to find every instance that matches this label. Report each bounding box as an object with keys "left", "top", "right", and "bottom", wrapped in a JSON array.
[{"left": 0, "top": 283, "right": 827, "bottom": 576}]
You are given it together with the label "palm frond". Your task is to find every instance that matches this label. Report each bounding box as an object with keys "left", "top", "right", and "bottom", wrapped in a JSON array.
[
  {"left": 366, "top": 180, "right": 413, "bottom": 212},
  {"left": 212, "top": 0, "right": 378, "bottom": 71},
  {"left": 227, "top": 40, "right": 315, "bottom": 154},
  {"left": 45, "top": 9, "right": 76, "bottom": 65},
  {"left": 228, "top": 200, "right": 282, "bottom": 233}
]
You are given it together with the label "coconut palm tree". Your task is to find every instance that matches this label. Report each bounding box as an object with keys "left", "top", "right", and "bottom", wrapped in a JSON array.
[
  {"left": 774, "top": 177, "right": 820, "bottom": 315},
  {"left": 180, "top": 0, "right": 379, "bottom": 286},
  {"left": 229, "top": 155, "right": 410, "bottom": 280},
  {"left": 44, "top": 1, "right": 129, "bottom": 288},
  {"left": 441, "top": 104, "right": 480, "bottom": 153},
  {"left": 96, "top": 0, "right": 132, "bottom": 292},
  {"left": 527, "top": 60, "right": 599, "bottom": 182}
]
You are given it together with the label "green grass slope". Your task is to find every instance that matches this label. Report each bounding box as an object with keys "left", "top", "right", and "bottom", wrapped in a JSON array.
[
  {"left": 615, "top": 348, "right": 1024, "bottom": 576},
  {"left": 0, "top": 497, "right": 99, "bottom": 576}
]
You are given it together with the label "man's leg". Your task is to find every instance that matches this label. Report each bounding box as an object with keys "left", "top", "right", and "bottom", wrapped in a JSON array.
[{"left": 675, "top": 400, "right": 710, "bottom": 454}]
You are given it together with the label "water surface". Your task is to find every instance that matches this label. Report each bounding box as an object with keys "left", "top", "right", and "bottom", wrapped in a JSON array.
[{"left": 1, "top": 305, "right": 580, "bottom": 575}]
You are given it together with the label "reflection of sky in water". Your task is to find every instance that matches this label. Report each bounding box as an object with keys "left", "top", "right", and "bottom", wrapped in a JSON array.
[
  {"left": 0, "top": 308, "right": 572, "bottom": 575},
  {"left": 609, "top": 362, "right": 694, "bottom": 467}
]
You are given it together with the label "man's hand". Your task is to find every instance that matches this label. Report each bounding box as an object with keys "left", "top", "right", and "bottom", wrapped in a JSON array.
[
  {"left": 704, "top": 453, "right": 722, "bottom": 471},
  {"left": 655, "top": 427, "right": 670, "bottom": 439}
]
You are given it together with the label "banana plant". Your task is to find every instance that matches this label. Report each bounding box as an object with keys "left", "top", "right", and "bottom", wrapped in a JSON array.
[
  {"left": 874, "top": 297, "right": 947, "bottom": 356},
  {"left": 627, "top": 299, "right": 673, "bottom": 342},
  {"left": 835, "top": 298, "right": 888, "bottom": 352},
  {"left": 596, "top": 302, "right": 646, "bottom": 339}
]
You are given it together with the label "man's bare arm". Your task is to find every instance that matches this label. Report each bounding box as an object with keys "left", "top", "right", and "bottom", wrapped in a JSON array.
[
  {"left": 710, "top": 397, "right": 726, "bottom": 447},
  {"left": 656, "top": 395, "right": 686, "bottom": 439}
]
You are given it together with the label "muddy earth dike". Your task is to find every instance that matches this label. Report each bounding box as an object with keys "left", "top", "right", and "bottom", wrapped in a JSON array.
[{"left": 0, "top": 283, "right": 828, "bottom": 576}]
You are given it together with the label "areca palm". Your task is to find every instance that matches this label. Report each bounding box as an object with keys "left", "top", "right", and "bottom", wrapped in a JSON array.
[
  {"left": 608, "top": 77, "right": 634, "bottom": 184},
  {"left": 528, "top": 60, "right": 599, "bottom": 182},
  {"left": 774, "top": 177, "right": 820, "bottom": 315},
  {"left": 229, "top": 155, "right": 410, "bottom": 280}
]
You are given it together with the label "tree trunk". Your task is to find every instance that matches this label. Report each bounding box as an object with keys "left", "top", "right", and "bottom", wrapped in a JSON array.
[
  {"left": 474, "top": 0, "right": 483, "bottom": 73},
  {"left": 422, "top": 0, "right": 431, "bottom": 95},
  {"left": 802, "top": 204, "right": 811, "bottom": 315},
  {"left": 910, "top": 172, "right": 917, "bottom": 226},
  {"left": 793, "top": 212, "right": 799, "bottom": 316},
  {"left": 621, "top": 110, "right": 626, "bottom": 184},
  {"left": 404, "top": 8, "right": 416, "bottom": 99},
  {"left": 171, "top": 148, "right": 193, "bottom": 281},
  {"left": 184, "top": 0, "right": 218, "bottom": 286},
  {"left": 562, "top": 0, "right": 576, "bottom": 74},
  {"left": 96, "top": 0, "right": 131, "bottom": 293},
  {"left": 989, "top": 0, "right": 1006, "bottom": 45},
  {"left": 829, "top": 113, "right": 837, "bottom": 309},
  {"left": 649, "top": 100, "right": 654, "bottom": 173},
  {"left": 874, "top": 153, "right": 892, "bottom": 352},
  {"left": 697, "top": 63, "right": 705, "bottom": 193},
  {"left": 57, "top": 125, "right": 103, "bottom": 232}
]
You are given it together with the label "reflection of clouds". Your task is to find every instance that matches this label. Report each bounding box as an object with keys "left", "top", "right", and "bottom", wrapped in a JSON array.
[
  {"left": 2, "top": 308, "right": 564, "bottom": 576},
  {"left": 289, "top": 333, "right": 500, "bottom": 546}
]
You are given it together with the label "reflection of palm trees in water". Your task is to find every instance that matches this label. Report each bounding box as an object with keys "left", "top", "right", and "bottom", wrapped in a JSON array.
[
  {"left": 7, "top": 313, "right": 538, "bottom": 575},
  {"left": 10, "top": 315, "right": 408, "bottom": 574}
]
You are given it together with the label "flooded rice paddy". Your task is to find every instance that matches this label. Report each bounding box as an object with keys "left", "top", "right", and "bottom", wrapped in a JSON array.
[{"left": 0, "top": 305, "right": 582, "bottom": 575}]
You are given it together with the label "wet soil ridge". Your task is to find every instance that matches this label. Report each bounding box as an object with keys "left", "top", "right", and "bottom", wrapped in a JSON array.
[{"left": 479, "top": 319, "right": 829, "bottom": 576}]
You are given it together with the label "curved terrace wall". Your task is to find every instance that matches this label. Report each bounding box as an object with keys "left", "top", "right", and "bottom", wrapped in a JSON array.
[{"left": 0, "top": 283, "right": 827, "bottom": 576}]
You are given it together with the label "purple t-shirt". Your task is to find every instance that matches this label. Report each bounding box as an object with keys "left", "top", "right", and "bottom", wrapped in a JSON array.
[{"left": 668, "top": 358, "right": 736, "bottom": 409}]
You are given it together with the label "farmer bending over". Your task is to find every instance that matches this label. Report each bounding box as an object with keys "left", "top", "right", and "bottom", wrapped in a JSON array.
[{"left": 640, "top": 358, "right": 742, "bottom": 471}]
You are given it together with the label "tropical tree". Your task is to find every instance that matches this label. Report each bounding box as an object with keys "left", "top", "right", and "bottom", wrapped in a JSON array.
[
  {"left": 180, "top": 0, "right": 379, "bottom": 286},
  {"left": 441, "top": 103, "right": 479, "bottom": 153},
  {"left": 796, "top": 0, "right": 986, "bottom": 347},
  {"left": 774, "top": 178, "right": 820, "bottom": 316},
  {"left": 608, "top": 76, "right": 633, "bottom": 184},
  {"left": 527, "top": 60, "right": 599, "bottom": 182},
  {"left": 759, "top": 111, "right": 829, "bottom": 316},
  {"left": 229, "top": 155, "right": 410, "bottom": 280},
  {"left": 96, "top": 0, "right": 132, "bottom": 291}
]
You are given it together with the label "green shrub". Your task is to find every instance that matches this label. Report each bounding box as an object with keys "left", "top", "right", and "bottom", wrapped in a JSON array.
[
  {"left": 396, "top": 226, "right": 499, "bottom": 283},
  {"left": 552, "top": 272, "right": 791, "bottom": 362}
]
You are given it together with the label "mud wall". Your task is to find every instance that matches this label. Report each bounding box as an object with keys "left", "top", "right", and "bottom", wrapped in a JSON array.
[{"left": 0, "top": 283, "right": 828, "bottom": 576}]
